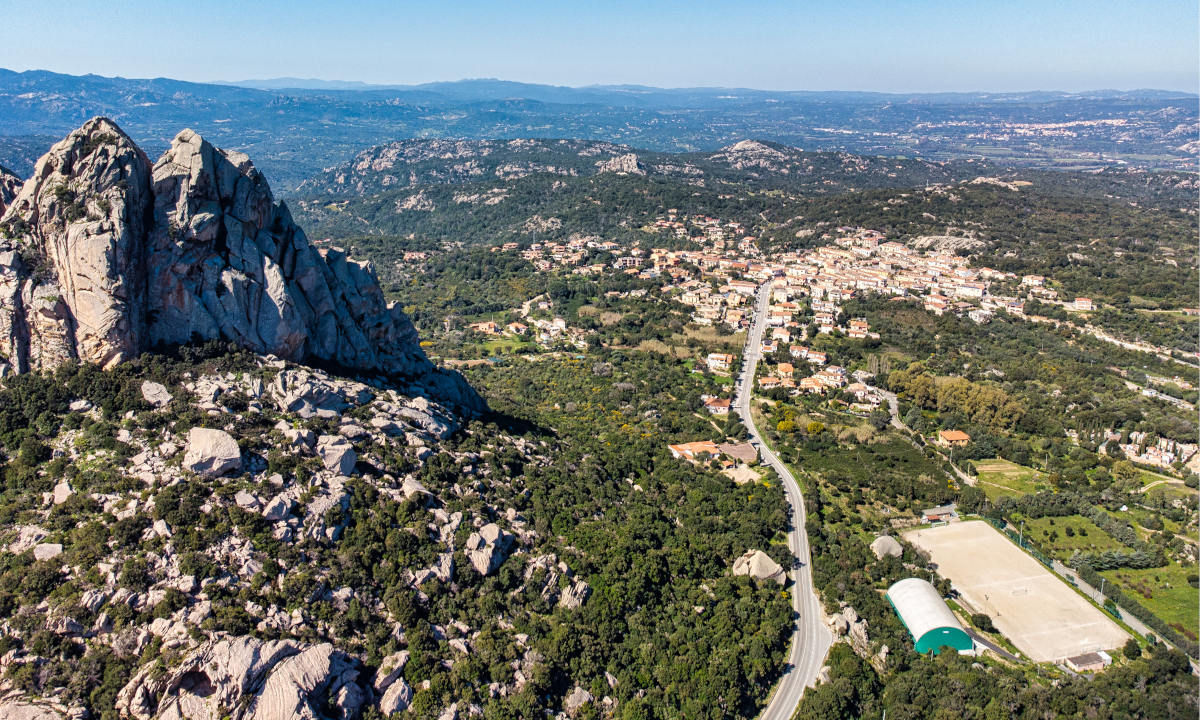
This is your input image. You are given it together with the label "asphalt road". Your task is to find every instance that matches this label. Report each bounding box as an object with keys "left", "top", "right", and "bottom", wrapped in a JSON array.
[{"left": 735, "top": 283, "right": 832, "bottom": 720}]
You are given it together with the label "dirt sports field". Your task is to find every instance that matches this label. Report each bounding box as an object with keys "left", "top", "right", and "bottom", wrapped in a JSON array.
[{"left": 903, "top": 520, "right": 1129, "bottom": 662}]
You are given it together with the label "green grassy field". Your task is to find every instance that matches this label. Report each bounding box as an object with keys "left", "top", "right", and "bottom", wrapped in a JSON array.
[
  {"left": 974, "top": 458, "right": 1046, "bottom": 499},
  {"left": 1102, "top": 564, "right": 1199, "bottom": 641},
  {"left": 1014, "top": 514, "right": 1126, "bottom": 558},
  {"left": 482, "top": 336, "right": 537, "bottom": 354}
]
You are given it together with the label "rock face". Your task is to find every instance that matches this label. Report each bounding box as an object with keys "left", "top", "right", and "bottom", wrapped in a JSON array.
[
  {"left": 116, "top": 636, "right": 368, "bottom": 720},
  {"left": 0, "top": 118, "right": 482, "bottom": 414},
  {"left": 0, "top": 164, "right": 20, "bottom": 216},
  {"left": 183, "top": 427, "right": 242, "bottom": 477},
  {"left": 732, "top": 549, "right": 786, "bottom": 584}
]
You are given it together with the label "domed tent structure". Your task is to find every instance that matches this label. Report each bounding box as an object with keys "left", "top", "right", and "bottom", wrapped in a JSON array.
[{"left": 886, "top": 578, "right": 973, "bottom": 655}]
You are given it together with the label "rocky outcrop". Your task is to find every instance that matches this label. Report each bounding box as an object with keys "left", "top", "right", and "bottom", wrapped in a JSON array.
[
  {"left": 0, "top": 697, "right": 69, "bottom": 720},
  {"left": 732, "top": 549, "right": 786, "bottom": 584},
  {"left": 596, "top": 153, "right": 645, "bottom": 176},
  {"left": 0, "top": 118, "right": 153, "bottom": 370},
  {"left": 0, "top": 118, "right": 482, "bottom": 415},
  {"left": 116, "top": 636, "right": 368, "bottom": 720},
  {"left": 465, "top": 523, "right": 513, "bottom": 576},
  {"left": 870, "top": 535, "right": 902, "bottom": 559}
]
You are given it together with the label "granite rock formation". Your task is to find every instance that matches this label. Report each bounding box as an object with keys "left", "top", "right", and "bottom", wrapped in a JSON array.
[{"left": 0, "top": 118, "right": 482, "bottom": 414}]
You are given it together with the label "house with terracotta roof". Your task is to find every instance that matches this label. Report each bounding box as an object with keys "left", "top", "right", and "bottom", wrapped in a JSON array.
[
  {"left": 936, "top": 430, "right": 971, "bottom": 447},
  {"left": 703, "top": 397, "right": 732, "bottom": 415},
  {"left": 668, "top": 441, "right": 721, "bottom": 461}
]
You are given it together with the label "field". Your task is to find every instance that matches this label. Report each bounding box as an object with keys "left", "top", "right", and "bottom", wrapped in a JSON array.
[
  {"left": 974, "top": 458, "right": 1045, "bottom": 499},
  {"left": 1015, "top": 515, "right": 1126, "bottom": 558},
  {"left": 904, "top": 520, "right": 1129, "bottom": 662},
  {"left": 1102, "top": 564, "right": 1199, "bottom": 641}
]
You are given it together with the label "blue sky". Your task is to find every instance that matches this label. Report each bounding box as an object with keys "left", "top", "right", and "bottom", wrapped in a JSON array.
[{"left": 0, "top": 0, "right": 1196, "bottom": 91}]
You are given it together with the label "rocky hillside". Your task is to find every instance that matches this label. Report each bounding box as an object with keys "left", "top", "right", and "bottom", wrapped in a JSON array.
[
  {"left": 0, "top": 346, "right": 571, "bottom": 719},
  {"left": 0, "top": 118, "right": 480, "bottom": 414},
  {"left": 296, "top": 138, "right": 974, "bottom": 199}
]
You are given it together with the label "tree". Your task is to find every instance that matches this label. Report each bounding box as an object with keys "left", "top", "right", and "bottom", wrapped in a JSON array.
[
  {"left": 971, "top": 613, "right": 996, "bottom": 633},
  {"left": 1122, "top": 638, "right": 1141, "bottom": 660}
]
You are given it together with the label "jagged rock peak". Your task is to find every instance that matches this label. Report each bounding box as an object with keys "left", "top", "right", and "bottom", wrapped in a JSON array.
[
  {"left": 0, "top": 118, "right": 483, "bottom": 414},
  {"left": 0, "top": 117, "right": 153, "bottom": 370}
]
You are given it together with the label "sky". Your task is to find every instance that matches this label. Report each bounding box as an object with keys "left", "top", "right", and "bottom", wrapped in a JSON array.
[{"left": 0, "top": 0, "right": 1196, "bottom": 92}]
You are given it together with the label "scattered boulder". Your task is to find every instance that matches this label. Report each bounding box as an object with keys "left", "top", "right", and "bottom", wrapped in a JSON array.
[
  {"left": 33, "top": 543, "right": 63, "bottom": 561},
  {"left": 465, "top": 523, "right": 513, "bottom": 576},
  {"left": 732, "top": 549, "right": 786, "bottom": 584},
  {"left": 183, "top": 427, "right": 242, "bottom": 477},
  {"left": 317, "top": 435, "right": 356, "bottom": 475},
  {"left": 52, "top": 481, "right": 73, "bottom": 505},
  {"left": 558, "top": 579, "right": 591, "bottom": 609},
  {"left": 564, "top": 686, "right": 595, "bottom": 714},
  {"left": 263, "top": 493, "right": 297, "bottom": 521},
  {"left": 141, "top": 380, "right": 173, "bottom": 408}
]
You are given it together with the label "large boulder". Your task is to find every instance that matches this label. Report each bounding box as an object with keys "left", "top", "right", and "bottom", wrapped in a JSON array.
[
  {"left": 0, "top": 698, "right": 68, "bottom": 720},
  {"left": 465, "top": 523, "right": 513, "bottom": 576},
  {"left": 316, "top": 435, "right": 356, "bottom": 475},
  {"left": 116, "top": 636, "right": 368, "bottom": 720},
  {"left": 183, "top": 427, "right": 242, "bottom": 477},
  {"left": 732, "top": 549, "right": 786, "bottom": 584},
  {"left": 141, "top": 380, "right": 173, "bottom": 408},
  {"left": 870, "top": 535, "right": 903, "bottom": 560}
]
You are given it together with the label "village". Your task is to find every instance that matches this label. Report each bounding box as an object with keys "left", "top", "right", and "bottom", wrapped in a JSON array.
[{"left": 462, "top": 212, "right": 1198, "bottom": 475}]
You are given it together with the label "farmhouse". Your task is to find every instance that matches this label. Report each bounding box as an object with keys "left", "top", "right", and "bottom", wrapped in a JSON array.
[
  {"left": 936, "top": 429, "right": 970, "bottom": 447},
  {"left": 703, "top": 397, "right": 732, "bottom": 415}
]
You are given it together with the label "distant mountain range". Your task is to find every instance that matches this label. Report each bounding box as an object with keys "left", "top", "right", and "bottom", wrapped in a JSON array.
[
  {"left": 0, "top": 68, "right": 1195, "bottom": 190},
  {"left": 216, "top": 76, "right": 1197, "bottom": 104}
]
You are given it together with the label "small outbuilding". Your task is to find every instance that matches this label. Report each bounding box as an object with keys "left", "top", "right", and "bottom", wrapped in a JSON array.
[{"left": 886, "top": 578, "right": 973, "bottom": 655}]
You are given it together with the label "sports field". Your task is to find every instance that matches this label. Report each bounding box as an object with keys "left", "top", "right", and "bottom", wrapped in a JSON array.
[{"left": 903, "top": 520, "right": 1129, "bottom": 662}]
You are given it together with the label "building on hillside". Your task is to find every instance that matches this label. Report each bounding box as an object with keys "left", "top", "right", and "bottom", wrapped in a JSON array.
[
  {"left": 706, "top": 353, "right": 734, "bottom": 372},
  {"left": 886, "top": 578, "right": 974, "bottom": 655},
  {"left": 1072, "top": 297, "right": 1095, "bottom": 312},
  {"left": 921, "top": 504, "right": 958, "bottom": 523},
  {"left": 936, "top": 429, "right": 971, "bottom": 448},
  {"left": 668, "top": 441, "right": 720, "bottom": 461},
  {"left": 1064, "top": 651, "right": 1112, "bottom": 673},
  {"left": 703, "top": 397, "right": 732, "bottom": 415}
]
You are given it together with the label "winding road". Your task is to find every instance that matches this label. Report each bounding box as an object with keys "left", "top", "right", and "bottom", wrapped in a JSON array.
[{"left": 736, "top": 283, "right": 832, "bottom": 719}]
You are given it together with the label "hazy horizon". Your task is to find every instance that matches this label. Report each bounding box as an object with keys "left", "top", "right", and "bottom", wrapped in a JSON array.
[{"left": 2, "top": 66, "right": 1196, "bottom": 98}]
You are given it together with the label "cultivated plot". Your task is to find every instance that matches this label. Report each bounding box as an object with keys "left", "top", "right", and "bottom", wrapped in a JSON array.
[{"left": 904, "top": 520, "right": 1129, "bottom": 662}]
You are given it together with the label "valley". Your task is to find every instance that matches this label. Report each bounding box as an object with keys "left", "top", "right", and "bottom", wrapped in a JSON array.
[{"left": 0, "top": 109, "right": 1194, "bottom": 720}]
